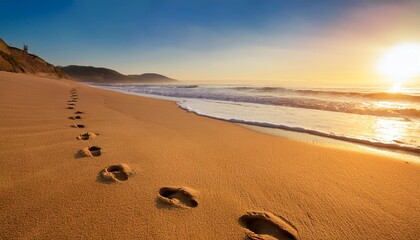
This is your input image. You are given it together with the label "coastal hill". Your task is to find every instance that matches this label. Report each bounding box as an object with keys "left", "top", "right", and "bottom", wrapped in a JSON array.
[
  {"left": 0, "top": 38, "right": 64, "bottom": 78},
  {"left": 127, "top": 73, "right": 176, "bottom": 83},
  {"left": 0, "top": 38, "right": 177, "bottom": 83},
  {"left": 59, "top": 65, "right": 177, "bottom": 83},
  {"left": 58, "top": 65, "right": 129, "bottom": 82}
]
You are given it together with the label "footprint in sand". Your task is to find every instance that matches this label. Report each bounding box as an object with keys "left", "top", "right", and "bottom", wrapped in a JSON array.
[
  {"left": 68, "top": 103, "right": 76, "bottom": 106},
  {"left": 158, "top": 187, "right": 198, "bottom": 208},
  {"left": 77, "top": 132, "right": 98, "bottom": 140},
  {"left": 78, "top": 146, "right": 102, "bottom": 157},
  {"left": 74, "top": 111, "right": 84, "bottom": 114},
  {"left": 239, "top": 211, "right": 298, "bottom": 240},
  {"left": 69, "top": 116, "right": 82, "bottom": 120},
  {"left": 71, "top": 124, "right": 85, "bottom": 128},
  {"left": 67, "top": 106, "right": 74, "bottom": 109},
  {"left": 98, "top": 164, "right": 135, "bottom": 183}
]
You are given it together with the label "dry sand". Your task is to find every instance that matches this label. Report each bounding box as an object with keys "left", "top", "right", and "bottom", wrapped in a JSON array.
[{"left": 0, "top": 71, "right": 419, "bottom": 239}]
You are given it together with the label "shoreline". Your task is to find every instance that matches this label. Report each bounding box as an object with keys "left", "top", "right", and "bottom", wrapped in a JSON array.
[
  {"left": 239, "top": 124, "right": 420, "bottom": 162},
  {"left": 89, "top": 82, "right": 420, "bottom": 161},
  {"left": 1, "top": 72, "right": 419, "bottom": 239}
]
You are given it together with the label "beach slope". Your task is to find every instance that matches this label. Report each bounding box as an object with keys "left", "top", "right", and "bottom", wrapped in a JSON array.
[{"left": 0, "top": 72, "right": 418, "bottom": 239}]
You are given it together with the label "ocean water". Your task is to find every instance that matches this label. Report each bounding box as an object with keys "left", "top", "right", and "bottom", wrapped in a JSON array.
[{"left": 94, "top": 83, "right": 420, "bottom": 156}]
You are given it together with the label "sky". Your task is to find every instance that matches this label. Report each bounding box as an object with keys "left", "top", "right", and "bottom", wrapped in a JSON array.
[{"left": 0, "top": 0, "right": 419, "bottom": 85}]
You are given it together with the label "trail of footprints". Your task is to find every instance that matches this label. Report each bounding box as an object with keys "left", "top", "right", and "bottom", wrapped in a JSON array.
[{"left": 66, "top": 87, "right": 299, "bottom": 240}]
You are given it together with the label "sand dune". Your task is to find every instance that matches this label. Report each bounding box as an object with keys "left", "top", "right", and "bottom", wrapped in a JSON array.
[{"left": 0, "top": 71, "right": 419, "bottom": 239}]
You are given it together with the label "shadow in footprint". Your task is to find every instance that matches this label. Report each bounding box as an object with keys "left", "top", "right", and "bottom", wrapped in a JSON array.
[
  {"left": 67, "top": 106, "right": 74, "bottom": 109},
  {"left": 77, "top": 132, "right": 98, "bottom": 140},
  {"left": 69, "top": 116, "right": 82, "bottom": 120},
  {"left": 157, "top": 187, "right": 198, "bottom": 208},
  {"left": 239, "top": 211, "right": 298, "bottom": 240},
  {"left": 68, "top": 103, "right": 76, "bottom": 106},
  {"left": 76, "top": 146, "right": 101, "bottom": 158},
  {"left": 74, "top": 151, "right": 85, "bottom": 159},
  {"left": 74, "top": 111, "right": 84, "bottom": 114},
  {"left": 71, "top": 124, "right": 85, "bottom": 128},
  {"left": 97, "top": 164, "right": 135, "bottom": 183}
]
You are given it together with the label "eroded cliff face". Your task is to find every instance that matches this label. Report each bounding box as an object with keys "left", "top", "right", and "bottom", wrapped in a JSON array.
[{"left": 0, "top": 38, "right": 64, "bottom": 78}]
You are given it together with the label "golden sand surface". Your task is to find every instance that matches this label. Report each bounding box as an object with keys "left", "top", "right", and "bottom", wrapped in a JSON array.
[{"left": 0, "top": 72, "right": 419, "bottom": 239}]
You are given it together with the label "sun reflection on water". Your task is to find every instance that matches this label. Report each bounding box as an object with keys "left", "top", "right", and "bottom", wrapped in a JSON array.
[
  {"left": 373, "top": 118, "right": 408, "bottom": 144},
  {"left": 391, "top": 82, "right": 402, "bottom": 93},
  {"left": 374, "top": 101, "right": 410, "bottom": 109}
]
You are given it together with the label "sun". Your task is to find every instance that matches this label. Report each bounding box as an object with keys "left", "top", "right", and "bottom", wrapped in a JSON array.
[{"left": 376, "top": 42, "right": 420, "bottom": 91}]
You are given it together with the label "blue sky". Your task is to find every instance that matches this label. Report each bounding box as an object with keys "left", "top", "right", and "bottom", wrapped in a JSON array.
[{"left": 1, "top": 0, "right": 419, "bottom": 83}]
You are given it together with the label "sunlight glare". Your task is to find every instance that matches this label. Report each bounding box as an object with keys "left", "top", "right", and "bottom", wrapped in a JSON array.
[
  {"left": 376, "top": 42, "right": 420, "bottom": 82},
  {"left": 390, "top": 82, "right": 401, "bottom": 93}
]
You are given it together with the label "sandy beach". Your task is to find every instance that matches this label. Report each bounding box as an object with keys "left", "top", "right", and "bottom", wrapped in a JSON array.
[{"left": 0, "top": 71, "right": 419, "bottom": 239}]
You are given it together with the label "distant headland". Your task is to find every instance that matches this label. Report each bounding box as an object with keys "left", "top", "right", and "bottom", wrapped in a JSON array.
[
  {"left": 0, "top": 38, "right": 177, "bottom": 83},
  {"left": 58, "top": 65, "right": 177, "bottom": 83}
]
